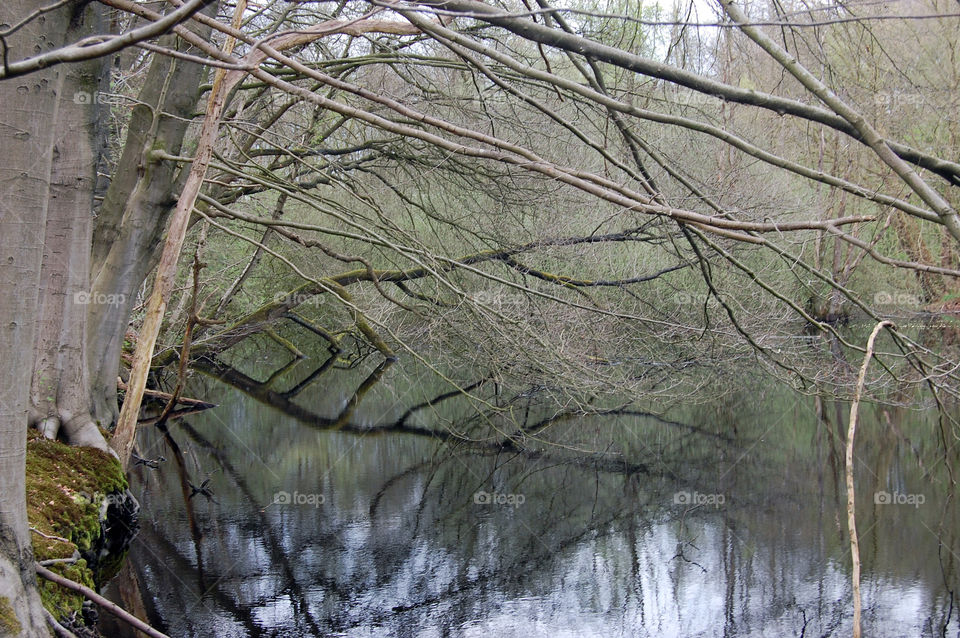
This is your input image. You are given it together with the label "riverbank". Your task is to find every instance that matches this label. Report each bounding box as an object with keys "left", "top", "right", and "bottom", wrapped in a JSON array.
[{"left": 26, "top": 431, "right": 138, "bottom": 634}]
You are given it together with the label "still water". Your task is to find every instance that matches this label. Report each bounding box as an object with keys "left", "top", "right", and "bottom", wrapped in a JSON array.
[{"left": 121, "top": 352, "right": 960, "bottom": 637}]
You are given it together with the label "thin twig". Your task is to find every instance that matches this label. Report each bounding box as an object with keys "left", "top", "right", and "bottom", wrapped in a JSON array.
[
  {"left": 30, "top": 527, "right": 71, "bottom": 544},
  {"left": 43, "top": 608, "right": 78, "bottom": 638}
]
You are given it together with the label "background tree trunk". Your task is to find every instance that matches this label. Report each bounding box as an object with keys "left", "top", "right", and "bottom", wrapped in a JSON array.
[{"left": 88, "top": 9, "right": 217, "bottom": 428}]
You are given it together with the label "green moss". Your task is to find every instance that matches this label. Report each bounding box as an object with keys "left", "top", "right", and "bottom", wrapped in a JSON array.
[
  {"left": 25, "top": 433, "right": 128, "bottom": 621},
  {"left": 92, "top": 549, "right": 127, "bottom": 585},
  {"left": 37, "top": 559, "right": 95, "bottom": 622},
  {"left": 26, "top": 435, "right": 125, "bottom": 551},
  {"left": 0, "top": 596, "right": 22, "bottom": 635}
]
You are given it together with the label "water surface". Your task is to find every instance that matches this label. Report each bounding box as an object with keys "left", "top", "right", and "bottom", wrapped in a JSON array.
[{"left": 123, "top": 354, "right": 960, "bottom": 637}]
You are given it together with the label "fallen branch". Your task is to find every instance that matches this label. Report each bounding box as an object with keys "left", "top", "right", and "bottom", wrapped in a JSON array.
[
  {"left": 117, "top": 378, "right": 216, "bottom": 409},
  {"left": 43, "top": 608, "right": 78, "bottom": 638},
  {"left": 845, "top": 320, "right": 893, "bottom": 638},
  {"left": 111, "top": 0, "right": 248, "bottom": 470},
  {"left": 38, "top": 557, "right": 79, "bottom": 567},
  {"left": 30, "top": 527, "right": 71, "bottom": 544},
  {"left": 35, "top": 563, "right": 170, "bottom": 638}
]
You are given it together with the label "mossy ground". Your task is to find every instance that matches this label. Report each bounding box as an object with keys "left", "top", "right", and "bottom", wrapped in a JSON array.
[
  {"left": 0, "top": 596, "right": 22, "bottom": 635},
  {"left": 25, "top": 431, "right": 127, "bottom": 622}
]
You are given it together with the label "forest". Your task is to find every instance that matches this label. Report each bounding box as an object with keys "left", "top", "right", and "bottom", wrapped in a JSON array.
[{"left": 1, "top": 0, "right": 960, "bottom": 636}]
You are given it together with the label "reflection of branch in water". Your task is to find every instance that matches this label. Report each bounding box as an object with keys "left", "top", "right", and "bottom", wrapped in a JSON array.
[
  {"left": 280, "top": 352, "right": 339, "bottom": 399},
  {"left": 140, "top": 358, "right": 752, "bottom": 635},
  {"left": 330, "top": 357, "right": 391, "bottom": 429},
  {"left": 133, "top": 521, "right": 273, "bottom": 637},
  {"left": 167, "top": 418, "right": 341, "bottom": 635},
  {"left": 138, "top": 451, "right": 655, "bottom": 636},
  {"left": 344, "top": 501, "right": 663, "bottom": 632},
  {"left": 134, "top": 422, "right": 208, "bottom": 592},
  {"left": 261, "top": 355, "right": 302, "bottom": 390},
  {"left": 395, "top": 375, "right": 491, "bottom": 427},
  {"left": 368, "top": 459, "right": 436, "bottom": 519},
  {"left": 194, "top": 356, "right": 731, "bottom": 479}
]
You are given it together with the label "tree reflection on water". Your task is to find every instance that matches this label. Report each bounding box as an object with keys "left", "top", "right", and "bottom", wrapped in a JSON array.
[{"left": 107, "top": 348, "right": 959, "bottom": 637}]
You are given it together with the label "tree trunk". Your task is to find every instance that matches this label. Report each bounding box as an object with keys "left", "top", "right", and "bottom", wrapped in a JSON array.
[
  {"left": 87, "top": 11, "right": 217, "bottom": 429},
  {"left": 0, "top": 1, "right": 74, "bottom": 633},
  {"left": 28, "top": 1, "right": 112, "bottom": 451},
  {"left": 112, "top": 0, "right": 244, "bottom": 469}
]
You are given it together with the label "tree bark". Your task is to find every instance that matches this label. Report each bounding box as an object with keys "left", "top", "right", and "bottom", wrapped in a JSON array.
[
  {"left": 845, "top": 321, "right": 893, "bottom": 638},
  {"left": 0, "top": 1, "right": 74, "bottom": 633},
  {"left": 87, "top": 6, "right": 218, "bottom": 428},
  {"left": 28, "top": 1, "right": 111, "bottom": 451},
  {"left": 112, "top": 0, "right": 246, "bottom": 469}
]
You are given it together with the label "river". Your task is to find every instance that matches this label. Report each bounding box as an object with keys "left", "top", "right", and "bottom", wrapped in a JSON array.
[{"left": 116, "top": 347, "right": 959, "bottom": 637}]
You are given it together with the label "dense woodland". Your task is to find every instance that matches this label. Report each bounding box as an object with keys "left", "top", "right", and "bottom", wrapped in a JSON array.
[{"left": 2, "top": 0, "right": 960, "bottom": 635}]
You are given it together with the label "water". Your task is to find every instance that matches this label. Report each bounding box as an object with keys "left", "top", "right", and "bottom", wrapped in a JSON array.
[{"left": 121, "top": 352, "right": 960, "bottom": 637}]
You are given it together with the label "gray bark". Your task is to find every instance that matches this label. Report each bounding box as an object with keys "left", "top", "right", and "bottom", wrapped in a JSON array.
[
  {"left": 28, "top": 1, "right": 111, "bottom": 451},
  {"left": 0, "top": 0, "right": 71, "bottom": 633},
  {"left": 88, "top": 7, "right": 217, "bottom": 427}
]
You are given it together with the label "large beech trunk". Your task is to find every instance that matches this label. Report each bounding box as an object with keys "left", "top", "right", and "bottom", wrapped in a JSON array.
[
  {"left": 28, "top": 1, "right": 112, "bottom": 451},
  {"left": 0, "top": 2, "right": 82, "bottom": 633},
  {"left": 1, "top": 0, "right": 217, "bottom": 631}
]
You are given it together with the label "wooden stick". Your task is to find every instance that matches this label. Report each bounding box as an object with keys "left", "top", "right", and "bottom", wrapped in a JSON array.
[
  {"left": 30, "top": 527, "right": 71, "bottom": 544},
  {"left": 845, "top": 320, "right": 893, "bottom": 638},
  {"left": 35, "top": 564, "right": 170, "bottom": 638},
  {"left": 117, "top": 378, "right": 216, "bottom": 409},
  {"left": 43, "top": 608, "right": 79, "bottom": 638}
]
